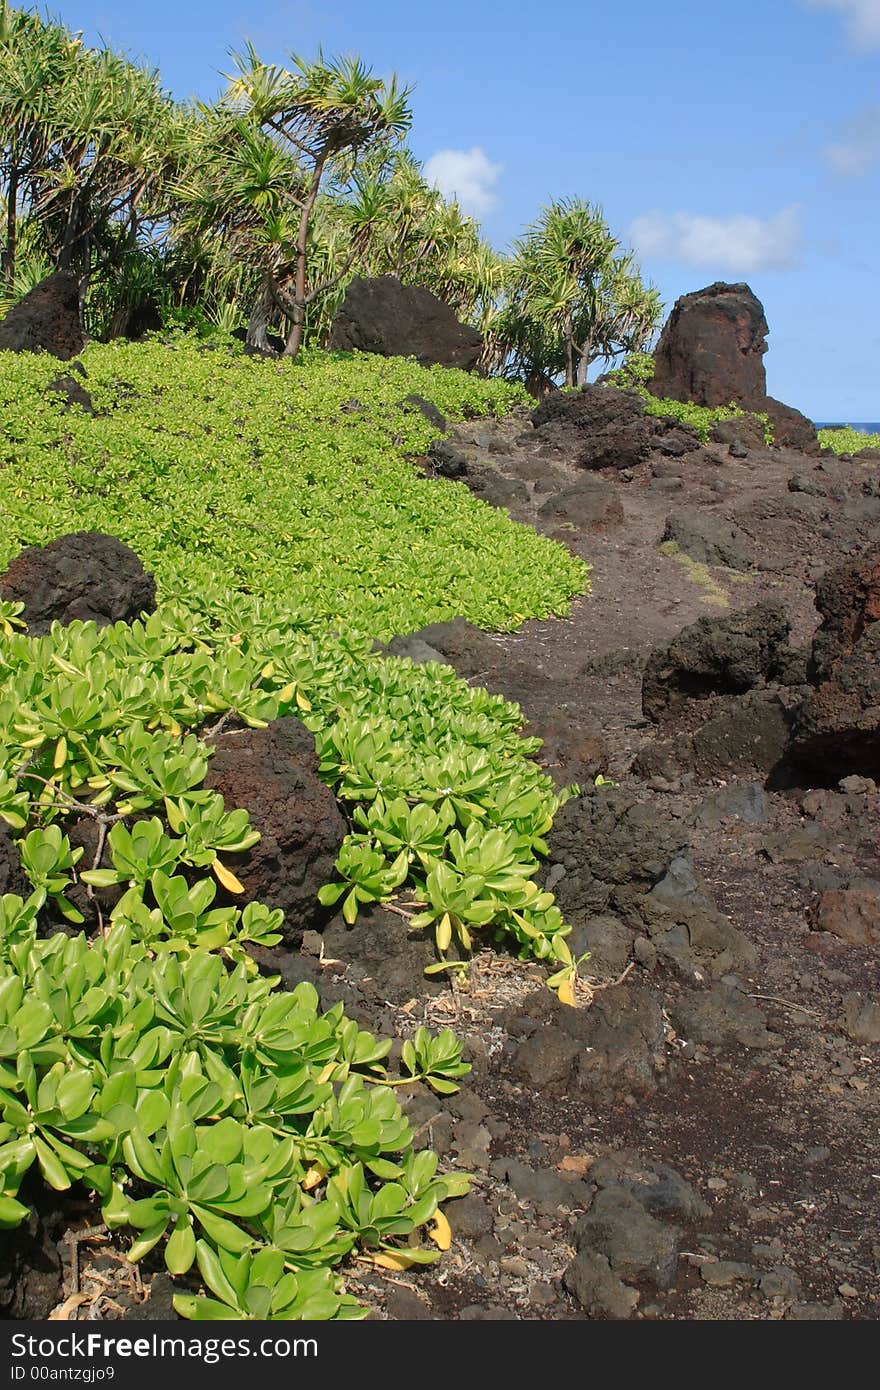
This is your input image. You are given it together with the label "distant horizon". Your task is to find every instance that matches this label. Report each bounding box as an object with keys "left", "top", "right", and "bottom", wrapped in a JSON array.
[{"left": 814, "top": 420, "right": 880, "bottom": 428}]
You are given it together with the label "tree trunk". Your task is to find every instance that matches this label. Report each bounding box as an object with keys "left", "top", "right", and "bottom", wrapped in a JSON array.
[
  {"left": 284, "top": 156, "right": 326, "bottom": 360},
  {"left": 2, "top": 163, "right": 18, "bottom": 293},
  {"left": 246, "top": 274, "right": 274, "bottom": 350},
  {"left": 575, "top": 341, "right": 591, "bottom": 388},
  {"left": 564, "top": 340, "right": 574, "bottom": 389}
]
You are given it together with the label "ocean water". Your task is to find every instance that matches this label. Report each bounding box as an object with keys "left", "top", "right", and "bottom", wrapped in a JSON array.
[{"left": 816, "top": 422, "right": 880, "bottom": 434}]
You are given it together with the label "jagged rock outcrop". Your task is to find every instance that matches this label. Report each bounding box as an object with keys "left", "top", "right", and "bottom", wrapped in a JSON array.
[
  {"left": 649, "top": 282, "right": 819, "bottom": 452},
  {"left": 650, "top": 282, "right": 769, "bottom": 408},
  {"left": 789, "top": 547, "right": 880, "bottom": 779}
]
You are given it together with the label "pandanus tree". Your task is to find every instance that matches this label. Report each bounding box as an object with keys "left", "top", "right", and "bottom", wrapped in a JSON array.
[
  {"left": 500, "top": 197, "right": 662, "bottom": 389},
  {"left": 0, "top": 3, "right": 70, "bottom": 293},
  {"left": 196, "top": 47, "right": 413, "bottom": 357},
  {"left": 0, "top": 2, "right": 189, "bottom": 329}
]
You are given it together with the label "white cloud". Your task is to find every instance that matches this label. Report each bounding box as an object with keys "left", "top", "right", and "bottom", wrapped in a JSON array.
[
  {"left": 423, "top": 146, "right": 502, "bottom": 218},
  {"left": 825, "top": 104, "right": 880, "bottom": 172},
  {"left": 800, "top": 0, "right": 880, "bottom": 49},
  {"left": 629, "top": 206, "right": 803, "bottom": 273}
]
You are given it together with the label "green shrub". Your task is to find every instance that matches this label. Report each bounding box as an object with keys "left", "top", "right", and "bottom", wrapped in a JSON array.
[
  {"left": 817, "top": 426, "right": 880, "bottom": 455},
  {"left": 603, "top": 351, "right": 773, "bottom": 444},
  {"left": 0, "top": 340, "right": 582, "bottom": 638},
  {"left": 0, "top": 341, "right": 594, "bottom": 1315},
  {"left": 0, "top": 909, "right": 470, "bottom": 1317}
]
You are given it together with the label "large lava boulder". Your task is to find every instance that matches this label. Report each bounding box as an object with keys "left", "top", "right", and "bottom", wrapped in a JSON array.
[
  {"left": 329, "top": 275, "right": 482, "bottom": 371},
  {"left": 809, "top": 545, "right": 880, "bottom": 679},
  {"left": 788, "top": 547, "right": 880, "bottom": 779},
  {"left": 537, "top": 477, "right": 624, "bottom": 532},
  {"left": 0, "top": 532, "right": 156, "bottom": 634},
  {"left": 203, "top": 717, "right": 347, "bottom": 947},
  {"left": 543, "top": 788, "right": 755, "bottom": 974},
  {"left": 648, "top": 281, "right": 819, "bottom": 453},
  {"left": 530, "top": 385, "right": 653, "bottom": 470},
  {"left": 0, "top": 272, "right": 85, "bottom": 360},
  {"left": 642, "top": 601, "right": 792, "bottom": 722},
  {"left": 789, "top": 627, "right": 880, "bottom": 780},
  {"left": 543, "top": 787, "right": 689, "bottom": 921},
  {"left": 650, "top": 282, "right": 768, "bottom": 407},
  {"left": 508, "top": 983, "right": 668, "bottom": 1100}
]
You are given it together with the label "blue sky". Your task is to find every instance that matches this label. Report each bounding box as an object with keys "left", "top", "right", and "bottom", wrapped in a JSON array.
[{"left": 46, "top": 0, "right": 880, "bottom": 419}]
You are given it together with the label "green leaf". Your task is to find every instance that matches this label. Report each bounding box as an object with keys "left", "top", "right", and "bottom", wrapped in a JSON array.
[
  {"left": 191, "top": 1204, "right": 255, "bottom": 1254},
  {"left": 165, "top": 1219, "right": 197, "bottom": 1274},
  {"left": 33, "top": 1135, "right": 71, "bottom": 1191},
  {"left": 0, "top": 1194, "right": 30, "bottom": 1227}
]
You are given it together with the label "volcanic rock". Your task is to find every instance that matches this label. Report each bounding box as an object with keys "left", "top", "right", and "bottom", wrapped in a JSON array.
[
  {"left": 425, "top": 437, "right": 470, "bottom": 478},
  {"left": 642, "top": 601, "right": 792, "bottom": 721},
  {"left": 662, "top": 509, "right": 754, "bottom": 570},
  {"left": 544, "top": 787, "right": 689, "bottom": 920},
  {"left": 319, "top": 903, "right": 443, "bottom": 1002},
  {"left": 0, "top": 271, "right": 85, "bottom": 360},
  {"left": 649, "top": 282, "right": 769, "bottom": 408},
  {"left": 572, "top": 1186, "right": 681, "bottom": 1288},
  {"left": 652, "top": 418, "right": 703, "bottom": 456},
  {"left": 525, "top": 705, "right": 609, "bottom": 788},
  {"left": 841, "top": 991, "right": 880, "bottom": 1043},
  {"left": 710, "top": 414, "right": 768, "bottom": 451},
  {"left": 588, "top": 1150, "right": 711, "bottom": 1222},
  {"left": 668, "top": 983, "right": 781, "bottom": 1049},
  {"left": 379, "top": 617, "right": 498, "bottom": 677},
  {"left": 0, "top": 1192, "right": 65, "bottom": 1319},
  {"left": 466, "top": 466, "right": 529, "bottom": 512},
  {"left": 563, "top": 1250, "right": 641, "bottom": 1318},
  {"left": 400, "top": 394, "right": 447, "bottom": 431},
  {"left": 811, "top": 887, "right": 880, "bottom": 946},
  {"left": 637, "top": 855, "right": 758, "bottom": 975},
  {"left": 0, "top": 824, "right": 30, "bottom": 899},
  {"left": 46, "top": 371, "right": 94, "bottom": 414},
  {"left": 809, "top": 545, "right": 880, "bottom": 679},
  {"left": 648, "top": 283, "right": 818, "bottom": 453},
  {"left": 759, "top": 396, "right": 820, "bottom": 454},
  {"left": 537, "top": 477, "right": 625, "bottom": 532},
  {"left": 635, "top": 688, "right": 797, "bottom": 780},
  {"left": 508, "top": 983, "right": 667, "bottom": 1099},
  {"left": 790, "top": 626, "right": 880, "bottom": 780},
  {"left": 530, "top": 385, "right": 653, "bottom": 470},
  {"left": 329, "top": 275, "right": 481, "bottom": 371},
  {"left": 203, "top": 717, "right": 347, "bottom": 946},
  {"left": 0, "top": 532, "right": 156, "bottom": 634}
]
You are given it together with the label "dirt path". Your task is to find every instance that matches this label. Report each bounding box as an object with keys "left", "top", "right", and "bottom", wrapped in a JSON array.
[{"left": 364, "top": 412, "right": 880, "bottom": 1321}]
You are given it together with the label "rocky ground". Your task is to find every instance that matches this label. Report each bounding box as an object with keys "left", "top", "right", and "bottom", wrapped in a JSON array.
[{"left": 3, "top": 391, "right": 879, "bottom": 1323}]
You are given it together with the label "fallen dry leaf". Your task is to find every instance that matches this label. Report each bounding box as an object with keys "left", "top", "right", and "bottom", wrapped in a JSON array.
[{"left": 50, "top": 1293, "right": 91, "bottom": 1320}]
